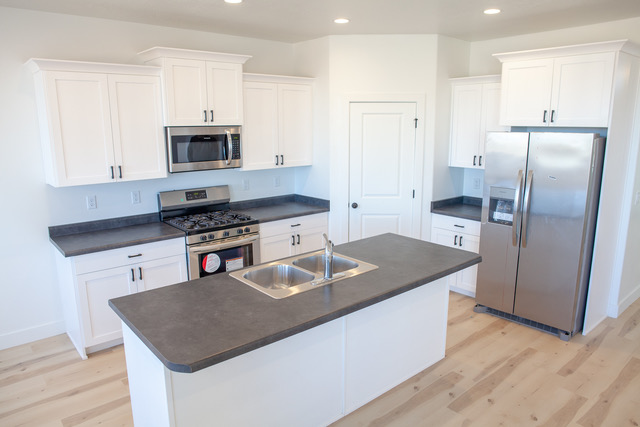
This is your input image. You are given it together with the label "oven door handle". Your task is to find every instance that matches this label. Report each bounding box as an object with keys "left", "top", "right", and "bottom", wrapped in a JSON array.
[{"left": 189, "top": 234, "right": 260, "bottom": 254}]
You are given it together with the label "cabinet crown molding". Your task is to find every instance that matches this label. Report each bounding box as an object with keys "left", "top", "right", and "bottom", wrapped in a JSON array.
[
  {"left": 138, "top": 46, "right": 251, "bottom": 64},
  {"left": 449, "top": 75, "right": 501, "bottom": 84},
  {"left": 493, "top": 39, "right": 640, "bottom": 62},
  {"left": 25, "top": 58, "right": 161, "bottom": 75},
  {"left": 243, "top": 73, "right": 315, "bottom": 84}
]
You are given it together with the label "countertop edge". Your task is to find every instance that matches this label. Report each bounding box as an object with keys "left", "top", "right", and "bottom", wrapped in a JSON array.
[{"left": 111, "top": 253, "right": 481, "bottom": 373}]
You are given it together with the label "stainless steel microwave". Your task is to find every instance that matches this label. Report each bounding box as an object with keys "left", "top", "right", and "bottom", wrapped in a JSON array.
[{"left": 166, "top": 126, "right": 242, "bottom": 173}]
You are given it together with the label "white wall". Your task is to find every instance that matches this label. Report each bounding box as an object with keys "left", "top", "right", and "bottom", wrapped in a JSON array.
[{"left": 0, "top": 7, "right": 301, "bottom": 349}]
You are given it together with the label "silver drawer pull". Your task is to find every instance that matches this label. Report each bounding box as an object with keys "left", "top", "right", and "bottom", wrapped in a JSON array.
[{"left": 128, "top": 253, "right": 142, "bottom": 258}]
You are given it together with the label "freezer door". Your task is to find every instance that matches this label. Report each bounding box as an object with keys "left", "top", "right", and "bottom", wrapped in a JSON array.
[
  {"left": 476, "top": 132, "right": 529, "bottom": 313},
  {"left": 513, "top": 133, "right": 600, "bottom": 331}
]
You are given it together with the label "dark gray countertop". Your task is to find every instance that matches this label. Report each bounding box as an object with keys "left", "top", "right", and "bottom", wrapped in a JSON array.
[
  {"left": 49, "top": 195, "right": 330, "bottom": 257},
  {"left": 431, "top": 196, "right": 482, "bottom": 221},
  {"left": 109, "top": 233, "right": 481, "bottom": 373}
]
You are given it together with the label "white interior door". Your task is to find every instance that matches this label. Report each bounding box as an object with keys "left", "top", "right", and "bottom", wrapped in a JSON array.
[{"left": 349, "top": 102, "right": 417, "bottom": 241}]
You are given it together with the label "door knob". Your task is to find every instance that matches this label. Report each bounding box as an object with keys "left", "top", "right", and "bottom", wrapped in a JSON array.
[{"left": 351, "top": 202, "right": 358, "bottom": 208}]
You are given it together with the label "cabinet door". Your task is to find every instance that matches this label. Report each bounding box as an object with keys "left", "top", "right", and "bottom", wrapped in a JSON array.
[
  {"left": 449, "top": 83, "right": 483, "bottom": 168},
  {"left": 242, "top": 81, "right": 279, "bottom": 170},
  {"left": 500, "top": 59, "right": 554, "bottom": 126},
  {"left": 260, "top": 233, "right": 296, "bottom": 263},
  {"left": 456, "top": 233, "right": 480, "bottom": 295},
  {"left": 43, "top": 71, "right": 115, "bottom": 186},
  {"left": 431, "top": 227, "right": 459, "bottom": 289},
  {"left": 294, "top": 226, "right": 327, "bottom": 255},
  {"left": 479, "top": 82, "right": 508, "bottom": 167},
  {"left": 550, "top": 52, "right": 615, "bottom": 127},
  {"left": 138, "top": 255, "right": 188, "bottom": 292},
  {"left": 77, "top": 266, "right": 136, "bottom": 346},
  {"left": 163, "top": 58, "right": 208, "bottom": 126},
  {"left": 108, "top": 74, "right": 167, "bottom": 181},
  {"left": 206, "top": 61, "right": 243, "bottom": 125},
  {"left": 278, "top": 84, "right": 313, "bottom": 167}
]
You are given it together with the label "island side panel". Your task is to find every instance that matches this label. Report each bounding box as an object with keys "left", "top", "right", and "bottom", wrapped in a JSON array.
[
  {"left": 344, "top": 277, "right": 449, "bottom": 414},
  {"left": 122, "top": 324, "right": 175, "bottom": 427},
  {"left": 169, "top": 317, "right": 345, "bottom": 427}
]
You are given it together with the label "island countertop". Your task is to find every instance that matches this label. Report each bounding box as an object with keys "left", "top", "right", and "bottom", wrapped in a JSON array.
[{"left": 109, "top": 233, "right": 481, "bottom": 373}]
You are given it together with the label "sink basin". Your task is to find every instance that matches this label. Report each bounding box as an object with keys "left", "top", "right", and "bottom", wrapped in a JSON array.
[
  {"left": 229, "top": 250, "right": 378, "bottom": 299},
  {"left": 242, "top": 265, "right": 315, "bottom": 290},
  {"left": 293, "top": 254, "right": 358, "bottom": 275}
]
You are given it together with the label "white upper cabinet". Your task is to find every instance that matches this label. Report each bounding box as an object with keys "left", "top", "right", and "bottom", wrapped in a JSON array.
[
  {"left": 27, "top": 59, "right": 166, "bottom": 187},
  {"left": 139, "top": 47, "right": 251, "bottom": 126},
  {"left": 495, "top": 43, "right": 619, "bottom": 127},
  {"left": 242, "top": 74, "right": 313, "bottom": 170},
  {"left": 449, "top": 75, "right": 508, "bottom": 169}
]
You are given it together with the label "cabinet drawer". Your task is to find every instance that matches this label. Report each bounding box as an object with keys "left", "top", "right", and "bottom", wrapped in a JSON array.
[
  {"left": 73, "top": 238, "right": 185, "bottom": 275},
  {"left": 260, "top": 213, "right": 328, "bottom": 238},
  {"left": 431, "top": 214, "right": 480, "bottom": 236}
]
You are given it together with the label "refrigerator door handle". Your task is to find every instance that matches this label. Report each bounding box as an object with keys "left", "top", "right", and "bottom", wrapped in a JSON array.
[
  {"left": 522, "top": 170, "right": 534, "bottom": 248},
  {"left": 513, "top": 169, "right": 524, "bottom": 246}
]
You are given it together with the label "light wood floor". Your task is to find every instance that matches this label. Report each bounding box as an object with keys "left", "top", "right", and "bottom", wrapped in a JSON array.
[{"left": 1, "top": 292, "right": 639, "bottom": 426}]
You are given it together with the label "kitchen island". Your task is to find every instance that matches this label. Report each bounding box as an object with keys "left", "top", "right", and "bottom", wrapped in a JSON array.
[{"left": 109, "top": 233, "right": 481, "bottom": 426}]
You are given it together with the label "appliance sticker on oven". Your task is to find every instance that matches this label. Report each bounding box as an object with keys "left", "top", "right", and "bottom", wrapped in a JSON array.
[
  {"left": 226, "top": 257, "right": 244, "bottom": 272},
  {"left": 203, "top": 254, "right": 221, "bottom": 273}
]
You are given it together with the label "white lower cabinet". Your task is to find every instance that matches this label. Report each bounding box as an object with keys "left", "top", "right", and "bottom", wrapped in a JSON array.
[
  {"left": 431, "top": 214, "right": 480, "bottom": 297},
  {"left": 259, "top": 213, "right": 328, "bottom": 263},
  {"left": 55, "top": 238, "right": 187, "bottom": 358}
]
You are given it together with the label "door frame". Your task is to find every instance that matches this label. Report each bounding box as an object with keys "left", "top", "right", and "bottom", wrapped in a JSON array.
[{"left": 330, "top": 93, "right": 427, "bottom": 244}]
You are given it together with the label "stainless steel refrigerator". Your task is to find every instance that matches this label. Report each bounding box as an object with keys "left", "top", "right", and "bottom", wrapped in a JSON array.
[{"left": 475, "top": 132, "right": 605, "bottom": 340}]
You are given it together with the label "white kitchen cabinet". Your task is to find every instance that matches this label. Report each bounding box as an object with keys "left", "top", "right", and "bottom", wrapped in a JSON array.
[
  {"left": 431, "top": 214, "right": 480, "bottom": 297},
  {"left": 27, "top": 59, "right": 166, "bottom": 187},
  {"left": 242, "top": 74, "right": 313, "bottom": 170},
  {"left": 55, "top": 238, "right": 187, "bottom": 359},
  {"left": 138, "top": 47, "right": 251, "bottom": 126},
  {"left": 259, "top": 213, "right": 328, "bottom": 263},
  {"left": 496, "top": 48, "right": 616, "bottom": 127},
  {"left": 449, "top": 75, "right": 507, "bottom": 169}
]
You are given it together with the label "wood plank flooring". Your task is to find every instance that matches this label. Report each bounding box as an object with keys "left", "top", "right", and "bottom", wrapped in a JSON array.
[{"left": 1, "top": 292, "right": 639, "bottom": 426}]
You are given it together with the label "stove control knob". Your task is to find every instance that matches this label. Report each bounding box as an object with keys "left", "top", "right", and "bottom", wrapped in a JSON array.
[
  {"left": 200, "top": 235, "right": 207, "bottom": 241},
  {"left": 208, "top": 233, "right": 215, "bottom": 240},
  {"left": 223, "top": 231, "right": 230, "bottom": 237},
  {"left": 244, "top": 227, "right": 251, "bottom": 233},
  {"left": 237, "top": 228, "right": 243, "bottom": 234}
]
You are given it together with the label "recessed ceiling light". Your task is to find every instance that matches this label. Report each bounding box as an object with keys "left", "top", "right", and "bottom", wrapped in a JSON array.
[
  {"left": 334, "top": 18, "right": 350, "bottom": 24},
  {"left": 484, "top": 8, "right": 501, "bottom": 15},
  {"left": 225, "top": 0, "right": 242, "bottom": 3}
]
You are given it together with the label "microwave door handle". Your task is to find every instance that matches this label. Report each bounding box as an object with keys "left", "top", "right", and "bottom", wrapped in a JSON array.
[{"left": 225, "top": 130, "right": 232, "bottom": 165}]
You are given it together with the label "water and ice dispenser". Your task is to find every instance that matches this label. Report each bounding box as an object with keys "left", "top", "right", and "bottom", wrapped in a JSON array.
[{"left": 488, "top": 187, "right": 515, "bottom": 226}]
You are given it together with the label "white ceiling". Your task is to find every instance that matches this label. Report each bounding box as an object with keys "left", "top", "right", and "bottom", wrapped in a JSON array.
[{"left": 2, "top": 0, "right": 640, "bottom": 43}]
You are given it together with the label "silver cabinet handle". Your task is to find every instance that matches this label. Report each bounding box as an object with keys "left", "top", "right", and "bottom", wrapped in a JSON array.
[
  {"left": 291, "top": 235, "right": 295, "bottom": 246},
  {"left": 210, "top": 110, "right": 214, "bottom": 122},
  {"left": 473, "top": 155, "right": 477, "bottom": 166},
  {"left": 110, "top": 166, "right": 115, "bottom": 179},
  {"left": 280, "top": 155, "right": 284, "bottom": 166},
  {"left": 225, "top": 130, "right": 232, "bottom": 165},
  {"left": 459, "top": 236, "right": 463, "bottom": 247},
  {"left": 543, "top": 110, "right": 548, "bottom": 123},
  {"left": 479, "top": 156, "right": 483, "bottom": 166},
  {"left": 203, "top": 110, "right": 207, "bottom": 122},
  {"left": 454, "top": 235, "right": 458, "bottom": 246},
  {"left": 522, "top": 170, "right": 534, "bottom": 248},
  {"left": 138, "top": 267, "right": 143, "bottom": 281},
  {"left": 550, "top": 110, "right": 556, "bottom": 123},
  {"left": 130, "top": 268, "right": 135, "bottom": 282},
  {"left": 297, "top": 234, "right": 301, "bottom": 245},
  {"left": 275, "top": 155, "right": 279, "bottom": 166},
  {"left": 513, "top": 169, "right": 524, "bottom": 247},
  {"left": 118, "top": 166, "right": 122, "bottom": 179}
]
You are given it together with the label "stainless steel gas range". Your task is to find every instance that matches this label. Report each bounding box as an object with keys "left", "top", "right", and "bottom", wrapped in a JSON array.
[{"left": 158, "top": 185, "right": 260, "bottom": 280}]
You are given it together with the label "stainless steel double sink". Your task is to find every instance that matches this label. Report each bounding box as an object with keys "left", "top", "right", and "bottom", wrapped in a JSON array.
[{"left": 229, "top": 250, "right": 378, "bottom": 299}]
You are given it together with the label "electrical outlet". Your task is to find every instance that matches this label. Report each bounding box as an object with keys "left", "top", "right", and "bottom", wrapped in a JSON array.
[
  {"left": 242, "top": 179, "right": 250, "bottom": 191},
  {"left": 473, "top": 178, "right": 481, "bottom": 190},
  {"left": 131, "top": 190, "right": 141, "bottom": 204},
  {"left": 86, "top": 195, "right": 97, "bottom": 210},
  {"left": 274, "top": 176, "right": 281, "bottom": 187}
]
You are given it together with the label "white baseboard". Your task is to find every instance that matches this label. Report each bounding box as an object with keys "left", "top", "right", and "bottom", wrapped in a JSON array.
[
  {"left": 616, "top": 284, "right": 640, "bottom": 318},
  {"left": 0, "top": 320, "right": 65, "bottom": 350}
]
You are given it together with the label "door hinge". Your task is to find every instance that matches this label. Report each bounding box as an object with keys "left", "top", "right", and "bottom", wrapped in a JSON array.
[{"left": 414, "top": 118, "right": 418, "bottom": 128}]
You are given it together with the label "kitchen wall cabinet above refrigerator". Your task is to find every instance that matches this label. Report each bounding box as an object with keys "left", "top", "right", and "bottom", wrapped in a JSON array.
[
  {"left": 495, "top": 43, "right": 619, "bottom": 127},
  {"left": 448, "top": 75, "right": 508, "bottom": 169},
  {"left": 138, "top": 47, "right": 251, "bottom": 127},
  {"left": 26, "top": 59, "right": 167, "bottom": 187},
  {"left": 242, "top": 73, "right": 314, "bottom": 170}
]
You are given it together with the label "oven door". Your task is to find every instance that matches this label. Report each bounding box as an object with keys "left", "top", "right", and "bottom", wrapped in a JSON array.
[
  {"left": 188, "top": 234, "right": 259, "bottom": 280},
  {"left": 167, "top": 126, "right": 242, "bottom": 172}
]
